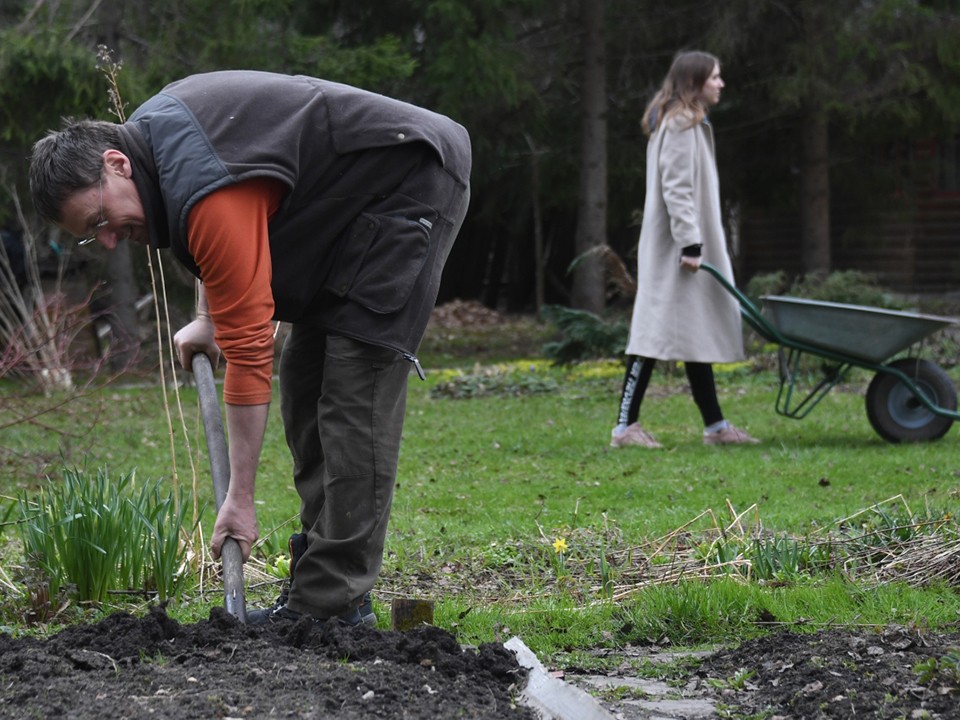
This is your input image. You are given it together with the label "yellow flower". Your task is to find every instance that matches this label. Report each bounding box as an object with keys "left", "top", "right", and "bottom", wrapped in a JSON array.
[{"left": 553, "top": 537, "right": 568, "bottom": 554}]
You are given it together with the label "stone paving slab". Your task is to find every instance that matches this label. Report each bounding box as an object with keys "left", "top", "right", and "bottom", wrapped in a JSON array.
[
  {"left": 506, "top": 638, "right": 721, "bottom": 720},
  {"left": 571, "top": 674, "right": 717, "bottom": 719},
  {"left": 504, "top": 638, "right": 718, "bottom": 720}
]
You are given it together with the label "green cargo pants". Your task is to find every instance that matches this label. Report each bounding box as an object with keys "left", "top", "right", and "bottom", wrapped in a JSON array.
[{"left": 279, "top": 332, "right": 409, "bottom": 618}]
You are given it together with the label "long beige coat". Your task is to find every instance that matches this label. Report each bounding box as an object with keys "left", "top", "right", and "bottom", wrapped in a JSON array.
[{"left": 626, "top": 114, "right": 744, "bottom": 362}]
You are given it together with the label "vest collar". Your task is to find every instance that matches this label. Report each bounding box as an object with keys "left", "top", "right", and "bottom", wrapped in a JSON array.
[{"left": 117, "top": 123, "right": 170, "bottom": 250}]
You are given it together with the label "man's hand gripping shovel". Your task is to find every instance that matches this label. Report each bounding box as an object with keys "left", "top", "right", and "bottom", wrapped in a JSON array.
[{"left": 191, "top": 353, "right": 247, "bottom": 622}]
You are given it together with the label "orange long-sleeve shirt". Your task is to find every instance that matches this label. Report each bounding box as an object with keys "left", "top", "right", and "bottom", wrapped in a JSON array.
[{"left": 187, "top": 178, "right": 286, "bottom": 405}]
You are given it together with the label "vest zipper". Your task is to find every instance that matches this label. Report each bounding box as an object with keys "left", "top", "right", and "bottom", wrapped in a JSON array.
[{"left": 403, "top": 353, "right": 426, "bottom": 381}]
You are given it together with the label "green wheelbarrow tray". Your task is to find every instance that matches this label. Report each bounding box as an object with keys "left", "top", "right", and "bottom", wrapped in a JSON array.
[{"left": 700, "top": 262, "right": 960, "bottom": 443}]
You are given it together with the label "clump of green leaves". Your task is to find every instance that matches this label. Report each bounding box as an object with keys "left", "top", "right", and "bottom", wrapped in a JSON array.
[
  {"left": 263, "top": 552, "right": 291, "bottom": 581},
  {"left": 707, "top": 667, "right": 756, "bottom": 691},
  {"left": 540, "top": 305, "right": 628, "bottom": 364},
  {"left": 746, "top": 269, "right": 902, "bottom": 309},
  {"left": 695, "top": 534, "right": 833, "bottom": 582},
  {"left": 430, "top": 364, "right": 559, "bottom": 399},
  {"left": 15, "top": 465, "right": 199, "bottom": 617},
  {"left": 749, "top": 535, "right": 834, "bottom": 581},
  {"left": 914, "top": 648, "right": 960, "bottom": 691}
]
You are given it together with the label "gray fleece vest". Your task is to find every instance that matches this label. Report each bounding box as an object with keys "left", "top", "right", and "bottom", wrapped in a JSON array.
[{"left": 116, "top": 70, "right": 471, "bottom": 354}]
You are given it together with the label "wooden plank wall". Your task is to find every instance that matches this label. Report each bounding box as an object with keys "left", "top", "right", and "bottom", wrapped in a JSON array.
[{"left": 738, "top": 199, "right": 960, "bottom": 292}]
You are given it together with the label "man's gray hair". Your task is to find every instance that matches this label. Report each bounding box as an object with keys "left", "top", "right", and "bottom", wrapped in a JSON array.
[{"left": 29, "top": 118, "right": 121, "bottom": 223}]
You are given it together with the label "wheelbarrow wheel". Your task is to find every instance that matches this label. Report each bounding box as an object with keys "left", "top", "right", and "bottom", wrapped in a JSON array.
[{"left": 865, "top": 358, "right": 957, "bottom": 443}]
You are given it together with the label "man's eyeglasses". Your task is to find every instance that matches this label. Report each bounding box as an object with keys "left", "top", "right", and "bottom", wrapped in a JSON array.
[{"left": 78, "top": 176, "right": 108, "bottom": 246}]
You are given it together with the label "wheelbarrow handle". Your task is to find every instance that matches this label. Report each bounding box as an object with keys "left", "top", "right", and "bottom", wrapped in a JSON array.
[
  {"left": 699, "top": 262, "right": 762, "bottom": 317},
  {"left": 191, "top": 352, "right": 247, "bottom": 623},
  {"left": 699, "top": 262, "right": 784, "bottom": 345}
]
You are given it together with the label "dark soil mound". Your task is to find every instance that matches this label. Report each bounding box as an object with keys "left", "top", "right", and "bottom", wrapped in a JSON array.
[
  {"left": 0, "top": 606, "right": 534, "bottom": 719},
  {"left": 5, "top": 605, "right": 959, "bottom": 719},
  {"left": 696, "top": 626, "right": 960, "bottom": 719}
]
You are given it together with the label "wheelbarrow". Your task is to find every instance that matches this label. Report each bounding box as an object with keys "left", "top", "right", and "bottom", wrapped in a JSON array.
[{"left": 700, "top": 263, "right": 959, "bottom": 443}]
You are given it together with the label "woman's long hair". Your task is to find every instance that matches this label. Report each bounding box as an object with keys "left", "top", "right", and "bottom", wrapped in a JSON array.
[{"left": 641, "top": 51, "right": 719, "bottom": 136}]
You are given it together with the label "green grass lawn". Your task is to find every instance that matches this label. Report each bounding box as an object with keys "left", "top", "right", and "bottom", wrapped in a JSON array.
[
  {"left": 2, "top": 319, "right": 959, "bottom": 662},
  {"left": 399, "top": 368, "right": 956, "bottom": 542}
]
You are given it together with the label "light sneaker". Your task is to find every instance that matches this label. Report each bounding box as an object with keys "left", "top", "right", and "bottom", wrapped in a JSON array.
[
  {"left": 703, "top": 424, "right": 760, "bottom": 446},
  {"left": 610, "top": 423, "right": 662, "bottom": 449}
]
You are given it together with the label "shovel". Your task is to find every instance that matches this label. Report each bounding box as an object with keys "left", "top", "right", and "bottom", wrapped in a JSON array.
[{"left": 191, "top": 352, "right": 247, "bottom": 622}]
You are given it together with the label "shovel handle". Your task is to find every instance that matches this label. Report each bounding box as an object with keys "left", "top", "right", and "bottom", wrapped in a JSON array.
[{"left": 191, "top": 352, "right": 247, "bottom": 623}]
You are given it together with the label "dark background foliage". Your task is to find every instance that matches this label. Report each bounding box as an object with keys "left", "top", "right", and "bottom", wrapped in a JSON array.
[{"left": 2, "top": 0, "right": 959, "bottom": 331}]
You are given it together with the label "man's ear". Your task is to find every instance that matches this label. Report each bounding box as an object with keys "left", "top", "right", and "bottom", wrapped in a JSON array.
[{"left": 102, "top": 149, "right": 132, "bottom": 178}]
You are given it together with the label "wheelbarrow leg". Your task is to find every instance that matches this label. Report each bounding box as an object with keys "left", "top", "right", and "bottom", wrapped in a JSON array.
[
  {"left": 192, "top": 353, "right": 248, "bottom": 622},
  {"left": 774, "top": 347, "right": 851, "bottom": 420}
]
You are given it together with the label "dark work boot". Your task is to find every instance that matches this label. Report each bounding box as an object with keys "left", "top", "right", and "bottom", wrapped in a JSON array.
[
  {"left": 247, "top": 603, "right": 362, "bottom": 626},
  {"left": 247, "top": 532, "right": 378, "bottom": 625},
  {"left": 283, "top": 532, "right": 308, "bottom": 605},
  {"left": 246, "top": 532, "right": 307, "bottom": 624},
  {"left": 286, "top": 532, "right": 377, "bottom": 624},
  {"left": 359, "top": 591, "right": 376, "bottom": 625}
]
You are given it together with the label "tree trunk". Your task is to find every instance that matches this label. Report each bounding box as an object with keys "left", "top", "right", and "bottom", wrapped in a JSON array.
[
  {"left": 102, "top": 239, "right": 141, "bottom": 370},
  {"left": 98, "top": 13, "right": 142, "bottom": 372},
  {"left": 571, "top": 0, "right": 607, "bottom": 313},
  {"left": 799, "top": 104, "right": 831, "bottom": 275},
  {"left": 524, "top": 134, "right": 546, "bottom": 315}
]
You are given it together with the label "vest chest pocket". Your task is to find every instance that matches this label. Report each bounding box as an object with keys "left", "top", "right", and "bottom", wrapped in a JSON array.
[{"left": 324, "top": 208, "right": 434, "bottom": 314}]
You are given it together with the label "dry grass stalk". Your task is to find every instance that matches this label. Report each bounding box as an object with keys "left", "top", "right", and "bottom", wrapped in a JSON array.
[{"left": 209, "top": 495, "right": 958, "bottom": 612}]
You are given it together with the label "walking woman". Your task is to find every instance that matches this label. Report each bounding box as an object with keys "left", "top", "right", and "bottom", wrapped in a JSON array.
[{"left": 611, "top": 51, "right": 759, "bottom": 449}]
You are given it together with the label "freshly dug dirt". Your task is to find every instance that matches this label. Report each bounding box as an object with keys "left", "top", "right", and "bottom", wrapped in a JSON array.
[
  {"left": 2, "top": 605, "right": 958, "bottom": 719},
  {"left": 694, "top": 626, "right": 960, "bottom": 719},
  {"left": 0, "top": 606, "right": 534, "bottom": 719}
]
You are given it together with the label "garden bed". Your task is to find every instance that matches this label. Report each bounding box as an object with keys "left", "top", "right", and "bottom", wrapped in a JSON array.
[
  {"left": 0, "top": 605, "right": 534, "bottom": 719},
  {"left": 1, "top": 606, "right": 958, "bottom": 719}
]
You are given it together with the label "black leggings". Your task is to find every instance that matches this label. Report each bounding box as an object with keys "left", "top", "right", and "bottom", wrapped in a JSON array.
[{"left": 616, "top": 356, "right": 723, "bottom": 427}]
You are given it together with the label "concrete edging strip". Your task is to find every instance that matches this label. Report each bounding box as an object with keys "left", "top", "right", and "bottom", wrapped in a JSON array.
[{"left": 504, "top": 636, "right": 615, "bottom": 720}]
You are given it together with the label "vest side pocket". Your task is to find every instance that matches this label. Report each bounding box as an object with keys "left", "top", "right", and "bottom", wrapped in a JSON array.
[
  {"left": 325, "top": 213, "right": 380, "bottom": 301},
  {"left": 324, "top": 208, "right": 433, "bottom": 314}
]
